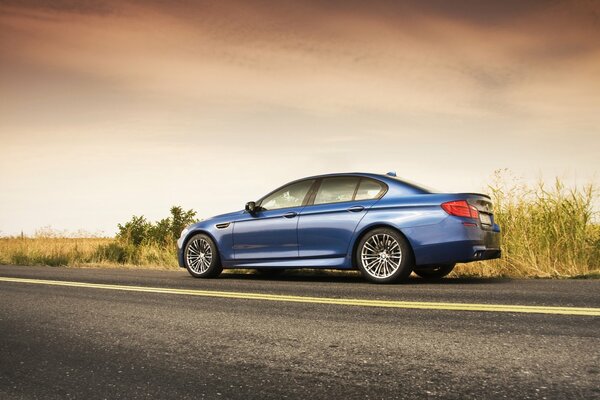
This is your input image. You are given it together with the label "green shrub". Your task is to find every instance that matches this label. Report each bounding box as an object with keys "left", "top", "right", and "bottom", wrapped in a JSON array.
[
  {"left": 116, "top": 206, "right": 197, "bottom": 246},
  {"left": 116, "top": 215, "right": 149, "bottom": 246}
]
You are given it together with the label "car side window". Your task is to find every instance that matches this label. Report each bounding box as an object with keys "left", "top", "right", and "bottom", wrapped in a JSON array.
[
  {"left": 313, "top": 177, "right": 360, "bottom": 205},
  {"left": 260, "top": 179, "right": 315, "bottom": 211},
  {"left": 355, "top": 179, "right": 385, "bottom": 200}
]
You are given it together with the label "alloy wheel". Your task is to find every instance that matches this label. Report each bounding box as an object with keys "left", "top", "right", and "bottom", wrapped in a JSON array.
[
  {"left": 186, "top": 237, "right": 213, "bottom": 274},
  {"left": 360, "top": 233, "right": 403, "bottom": 279}
]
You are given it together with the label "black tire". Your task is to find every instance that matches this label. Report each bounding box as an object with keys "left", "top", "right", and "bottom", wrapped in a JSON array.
[
  {"left": 184, "top": 233, "right": 223, "bottom": 278},
  {"left": 414, "top": 264, "right": 456, "bottom": 280},
  {"left": 256, "top": 268, "right": 286, "bottom": 276},
  {"left": 355, "top": 227, "right": 414, "bottom": 283}
]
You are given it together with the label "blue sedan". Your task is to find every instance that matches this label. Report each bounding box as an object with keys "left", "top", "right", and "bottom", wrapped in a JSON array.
[{"left": 177, "top": 172, "right": 501, "bottom": 283}]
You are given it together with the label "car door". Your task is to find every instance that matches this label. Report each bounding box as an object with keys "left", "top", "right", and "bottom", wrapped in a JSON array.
[
  {"left": 233, "top": 179, "right": 316, "bottom": 260},
  {"left": 297, "top": 177, "right": 386, "bottom": 258}
]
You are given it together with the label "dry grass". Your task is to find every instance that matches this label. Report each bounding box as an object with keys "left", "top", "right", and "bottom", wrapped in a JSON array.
[
  {"left": 0, "top": 233, "right": 597, "bottom": 277},
  {"left": 0, "top": 237, "right": 179, "bottom": 270},
  {"left": 1, "top": 174, "right": 598, "bottom": 278},
  {"left": 463, "top": 173, "right": 600, "bottom": 278}
]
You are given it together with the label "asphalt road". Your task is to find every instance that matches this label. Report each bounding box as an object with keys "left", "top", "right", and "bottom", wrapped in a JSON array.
[{"left": 1, "top": 265, "right": 599, "bottom": 399}]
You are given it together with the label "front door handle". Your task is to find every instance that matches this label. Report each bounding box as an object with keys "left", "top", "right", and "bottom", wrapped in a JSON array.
[
  {"left": 347, "top": 205, "right": 365, "bottom": 213},
  {"left": 283, "top": 211, "right": 298, "bottom": 218}
]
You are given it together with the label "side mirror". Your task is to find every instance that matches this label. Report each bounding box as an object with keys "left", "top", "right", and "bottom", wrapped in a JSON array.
[{"left": 245, "top": 201, "right": 256, "bottom": 214}]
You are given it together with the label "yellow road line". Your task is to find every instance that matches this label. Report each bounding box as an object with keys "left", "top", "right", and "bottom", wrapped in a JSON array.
[{"left": 1, "top": 276, "right": 599, "bottom": 316}]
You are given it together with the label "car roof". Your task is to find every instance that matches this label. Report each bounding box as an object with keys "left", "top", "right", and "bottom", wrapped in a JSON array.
[{"left": 301, "top": 172, "right": 389, "bottom": 180}]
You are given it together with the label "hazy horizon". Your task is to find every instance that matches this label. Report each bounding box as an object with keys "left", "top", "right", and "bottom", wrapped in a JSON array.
[{"left": 1, "top": 0, "right": 599, "bottom": 236}]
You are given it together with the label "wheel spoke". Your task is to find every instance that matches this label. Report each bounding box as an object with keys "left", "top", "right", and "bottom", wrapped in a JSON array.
[
  {"left": 363, "top": 242, "right": 377, "bottom": 253},
  {"left": 370, "top": 260, "right": 382, "bottom": 275},
  {"left": 376, "top": 261, "right": 385, "bottom": 276},
  {"left": 378, "top": 261, "right": 384, "bottom": 277}
]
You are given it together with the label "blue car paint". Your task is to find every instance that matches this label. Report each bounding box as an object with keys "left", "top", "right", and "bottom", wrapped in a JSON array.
[
  {"left": 177, "top": 172, "right": 501, "bottom": 270},
  {"left": 297, "top": 199, "right": 379, "bottom": 258},
  {"left": 232, "top": 205, "right": 305, "bottom": 259}
]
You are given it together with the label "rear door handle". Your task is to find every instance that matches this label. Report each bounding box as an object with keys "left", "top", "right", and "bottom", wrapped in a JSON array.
[
  {"left": 347, "top": 205, "right": 365, "bottom": 213},
  {"left": 283, "top": 211, "right": 298, "bottom": 218}
]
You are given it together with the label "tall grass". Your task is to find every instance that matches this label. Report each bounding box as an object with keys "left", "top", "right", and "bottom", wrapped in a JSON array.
[
  {"left": 1, "top": 175, "right": 598, "bottom": 277},
  {"left": 0, "top": 238, "right": 179, "bottom": 269},
  {"left": 458, "top": 172, "right": 600, "bottom": 277},
  {"left": 0, "top": 207, "right": 194, "bottom": 269}
]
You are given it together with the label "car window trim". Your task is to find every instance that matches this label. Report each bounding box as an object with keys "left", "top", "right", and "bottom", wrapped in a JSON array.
[
  {"left": 304, "top": 179, "right": 321, "bottom": 206},
  {"left": 305, "top": 175, "right": 388, "bottom": 207},
  {"left": 256, "top": 178, "right": 317, "bottom": 211},
  {"left": 306, "top": 179, "right": 322, "bottom": 206},
  {"left": 255, "top": 175, "right": 389, "bottom": 211},
  {"left": 353, "top": 178, "right": 362, "bottom": 200},
  {"left": 311, "top": 176, "right": 360, "bottom": 206}
]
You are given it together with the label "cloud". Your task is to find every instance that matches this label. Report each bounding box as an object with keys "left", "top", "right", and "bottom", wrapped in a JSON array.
[
  {"left": 1, "top": 0, "right": 598, "bottom": 120},
  {"left": 0, "top": 0, "right": 598, "bottom": 234},
  {"left": 1, "top": 0, "right": 598, "bottom": 134},
  {"left": 0, "top": 0, "right": 114, "bottom": 14}
]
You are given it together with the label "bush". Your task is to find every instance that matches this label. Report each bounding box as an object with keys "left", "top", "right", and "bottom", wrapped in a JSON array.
[
  {"left": 116, "top": 215, "right": 149, "bottom": 246},
  {"left": 116, "top": 206, "right": 197, "bottom": 246}
]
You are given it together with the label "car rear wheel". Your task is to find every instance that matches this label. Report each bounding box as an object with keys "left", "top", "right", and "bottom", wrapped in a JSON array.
[
  {"left": 356, "top": 228, "right": 413, "bottom": 283},
  {"left": 184, "top": 234, "right": 223, "bottom": 278},
  {"left": 414, "top": 264, "right": 455, "bottom": 280}
]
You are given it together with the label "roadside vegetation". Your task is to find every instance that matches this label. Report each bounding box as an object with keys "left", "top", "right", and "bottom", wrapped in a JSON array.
[
  {"left": 1, "top": 174, "right": 598, "bottom": 278},
  {"left": 460, "top": 172, "right": 599, "bottom": 278},
  {"left": 0, "top": 207, "right": 196, "bottom": 269}
]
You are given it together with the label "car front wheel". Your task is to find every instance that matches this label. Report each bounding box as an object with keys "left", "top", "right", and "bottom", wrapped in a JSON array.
[
  {"left": 184, "top": 233, "right": 223, "bottom": 278},
  {"left": 356, "top": 228, "right": 413, "bottom": 283}
]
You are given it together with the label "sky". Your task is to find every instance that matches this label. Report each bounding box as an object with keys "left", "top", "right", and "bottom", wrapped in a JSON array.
[{"left": 1, "top": 0, "right": 599, "bottom": 236}]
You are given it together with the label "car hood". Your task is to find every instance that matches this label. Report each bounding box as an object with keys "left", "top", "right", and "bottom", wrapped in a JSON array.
[{"left": 208, "top": 210, "right": 245, "bottom": 220}]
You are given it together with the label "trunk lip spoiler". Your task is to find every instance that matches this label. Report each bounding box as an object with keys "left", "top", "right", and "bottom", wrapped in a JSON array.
[{"left": 453, "top": 192, "right": 491, "bottom": 199}]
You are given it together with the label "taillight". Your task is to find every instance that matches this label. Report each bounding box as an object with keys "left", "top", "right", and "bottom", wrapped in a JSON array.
[{"left": 441, "top": 200, "right": 479, "bottom": 219}]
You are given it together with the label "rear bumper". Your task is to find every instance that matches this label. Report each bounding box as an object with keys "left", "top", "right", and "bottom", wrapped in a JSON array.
[
  {"left": 407, "top": 216, "right": 501, "bottom": 266},
  {"left": 473, "top": 248, "right": 502, "bottom": 260},
  {"left": 414, "top": 241, "right": 501, "bottom": 266}
]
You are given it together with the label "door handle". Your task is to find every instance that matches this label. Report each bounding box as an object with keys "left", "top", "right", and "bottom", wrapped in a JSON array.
[
  {"left": 347, "top": 205, "right": 365, "bottom": 212},
  {"left": 283, "top": 211, "right": 298, "bottom": 218}
]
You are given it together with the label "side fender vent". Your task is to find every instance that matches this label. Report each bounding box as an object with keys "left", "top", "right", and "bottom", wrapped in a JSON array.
[{"left": 216, "top": 222, "right": 231, "bottom": 229}]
